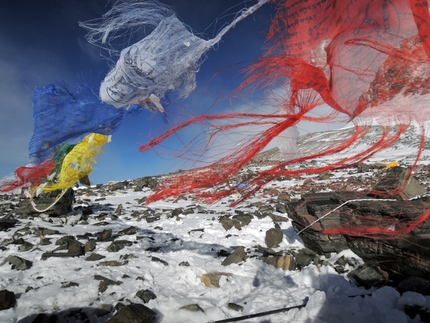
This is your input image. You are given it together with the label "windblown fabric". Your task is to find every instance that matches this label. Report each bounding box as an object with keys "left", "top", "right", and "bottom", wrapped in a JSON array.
[
  {"left": 42, "top": 133, "right": 110, "bottom": 192},
  {"left": 29, "top": 83, "right": 125, "bottom": 162}
]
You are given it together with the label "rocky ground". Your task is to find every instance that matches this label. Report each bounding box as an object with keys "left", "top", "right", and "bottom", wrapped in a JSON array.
[{"left": 0, "top": 159, "right": 430, "bottom": 322}]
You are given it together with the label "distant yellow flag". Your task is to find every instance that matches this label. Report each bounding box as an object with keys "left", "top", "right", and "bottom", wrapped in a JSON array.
[{"left": 42, "top": 133, "right": 110, "bottom": 192}]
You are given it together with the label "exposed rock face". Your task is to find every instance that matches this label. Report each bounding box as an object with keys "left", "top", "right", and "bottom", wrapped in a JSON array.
[{"left": 288, "top": 189, "right": 430, "bottom": 282}]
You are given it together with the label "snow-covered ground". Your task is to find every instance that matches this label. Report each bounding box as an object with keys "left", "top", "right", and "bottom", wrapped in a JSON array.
[{"left": 0, "top": 123, "right": 429, "bottom": 323}]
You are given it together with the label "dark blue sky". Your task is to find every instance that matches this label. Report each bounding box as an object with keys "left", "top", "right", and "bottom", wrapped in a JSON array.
[{"left": 0, "top": 0, "right": 342, "bottom": 184}]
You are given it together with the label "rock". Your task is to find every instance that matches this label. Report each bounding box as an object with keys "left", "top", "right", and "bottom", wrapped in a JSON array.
[
  {"left": 221, "top": 246, "right": 246, "bottom": 266},
  {"left": 277, "top": 193, "right": 291, "bottom": 202},
  {"left": 1, "top": 255, "right": 32, "bottom": 270},
  {"left": 231, "top": 213, "right": 253, "bottom": 227},
  {"left": 348, "top": 265, "right": 388, "bottom": 288},
  {"left": 397, "top": 276, "right": 430, "bottom": 295},
  {"left": 17, "top": 188, "right": 74, "bottom": 217},
  {"left": 151, "top": 257, "right": 168, "bottom": 266},
  {"left": 180, "top": 304, "right": 204, "bottom": 312},
  {"left": 84, "top": 239, "right": 97, "bottom": 253},
  {"left": 295, "top": 248, "right": 319, "bottom": 269},
  {"left": 0, "top": 215, "right": 18, "bottom": 231},
  {"left": 170, "top": 208, "right": 183, "bottom": 218},
  {"left": 228, "top": 303, "right": 244, "bottom": 312},
  {"left": 118, "top": 226, "right": 138, "bottom": 236},
  {"left": 201, "top": 271, "right": 232, "bottom": 288},
  {"left": 134, "top": 176, "right": 158, "bottom": 191},
  {"left": 18, "top": 241, "right": 34, "bottom": 252},
  {"left": 99, "top": 260, "right": 128, "bottom": 267},
  {"left": 115, "top": 204, "right": 123, "bottom": 215},
  {"left": 372, "top": 166, "right": 426, "bottom": 200},
  {"left": 107, "top": 240, "right": 133, "bottom": 252},
  {"left": 109, "top": 181, "right": 129, "bottom": 191},
  {"left": 260, "top": 255, "right": 296, "bottom": 271},
  {"left": 265, "top": 228, "right": 283, "bottom": 248},
  {"left": 107, "top": 304, "right": 156, "bottom": 323},
  {"left": 85, "top": 253, "right": 106, "bottom": 261},
  {"left": 220, "top": 217, "right": 241, "bottom": 231},
  {"left": 94, "top": 275, "right": 123, "bottom": 293},
  {"left": 275, "top": 203, "right": 288, "bottom": 214},
  {"left": 41, "top": 236, "right": 84, "bottom": 259},
  {"left": 61, "top": 282, "right": 79, "bottom": 288},
  {"left": 0, "top": 289, "right": 16, "bottom": 310},
  {"left": 96, "top": 229, "right": 113, "bottom": 241},
  {"left": 94, "top": 304, "right": 114, "bottom": 317},
  {"left": 136, "top": 289, "right": 157, "bottom": 303}
]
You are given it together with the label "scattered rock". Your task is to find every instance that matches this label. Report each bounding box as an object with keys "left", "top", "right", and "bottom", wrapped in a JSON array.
[
  {"left": 94, "top": 275, "right": 123, "bottom": 293},
  {"left": 1, "top": 255, "right": 32, "bottom": 270},
  {"left": 86, "top": 253, "right": 106, "bottom": 261},
  {"left": 180, "top": 304, "right": 204, "bottom": 312},
  {"left": 265, "top": 228, "right": 283, "bottom": 248},
  {"left": 201, "top": 271, "right": 232, "bottom": 288},
  {"left": 136, "top": 289, "right": 157, "bottom": 303},
  {"left": 348, "top": 265, "right": 388, "bottom": 288},
  {"left": 295, "top": 248, "right": 319, "bottom": 269},
  {"left": 277, "top": 193, "right": 291, "bottom": 202},
  {"left": 228, "top": 303, "right": 244, "bottom": 312},
  {"left": 0, "top": 290, "right": 16, "bottom": 310},
  {"left": 107, "top": 304, "right": 156, "bottom": 323},
  {"left": 220, "top": 217, "right": 241, "bottom": 231},
  {"left": 107, "top": 240, "right": 133, "bottom": 252},
  {"left": 260, "top": 255, "right": 296, "bottom": 271},
  {"left": 221, "top": 246, "right": 246, "bottom": 266},
  {"left": 151, "top": 256, "right": 168, "bottom": 266},
  {"left": 99, "top": 260, "right": 128, "bottom": 267},
  {"left": 96, "top": 229, "right": 113, "bottom": 241}
]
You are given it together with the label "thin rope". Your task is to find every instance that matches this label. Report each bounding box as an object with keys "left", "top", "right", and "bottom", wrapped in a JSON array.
[{"left": 24, "top": 189, "right": 69, "bottom": 213}]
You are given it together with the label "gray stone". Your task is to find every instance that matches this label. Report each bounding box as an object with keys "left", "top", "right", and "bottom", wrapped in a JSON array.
[
  {"left": 295, "top": 248, "right": 319, "bottom": 269},
  {"left": 118, "top": 226, "right": 138, "bottom": 236},
  {"left": 136, "top": 289, "right": 157, "bottom": 303},
  {"left": 265, "top": 228, "right": 283, "bottom": 248},
  {"left": 85, "top": 253, "right": 106, "bottom": 261},
  {"left": 99, "top": 260, "right": 128, "bottom": 267},
  {"left": 180, "top": 304, "right": 204, "bottom": 312},
  {"left": 275, "top": 203, "right": 288, "bottom": 214},
  {"left": 231, "top": 213, "right": 253, "bottom": 227},
  {"left": 372, "top": 166, "right": 426, "bottom": 200},
  {"left": 151, "top": 257, "right": 168, "bottom": 266},
  {"left": 1, "top": 255, "right": 32, "bottom": 270},
  {"left": 96, "top": 229, "right": 112, "bottom": 241},
  {"left": 107, "top": 304, "right": 156, "bottom": 323},
  {"left": 228, "top": 303, "right": 244, "bottom": 312},
  {"left": 85, "top": 239, "right": 97, "bottom": 253},
  {"left": 0, "top": 289, "right": 16, "bottom": 310},
  {"left": 201, "top": 271, "right": 232, "bottom": 288},
  {"left": 348, "top": 265, "right": 387, "bottom": 288},
  {"left": 115, "top": 204, "right": 123, "bottom": 215},
  {"left": 18, "top": 241, "right": 34, "bottom": 252},
  {"left": 220, "top": 217, "right": 241, "bottom": 231},
  {"left": 94, "top": 275, "right": 123, "bottom": 293},
  {"left": 222, "top": 246, "right": 246, "bottom": 266},
  {"left": 260, "top": 255, "right": 296, "bottom": 271},
  {"left": 107, "top": 240, "right": 133, "bottom": 252},
  {"left": 61, "top": 282, "right": 79, "bottom": 288},
  {"left": 94, "top": 304, "right": 114, "bottom": 317},
  {"left": 277, "top": 193, "right": 291, "bottom": 202}
]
